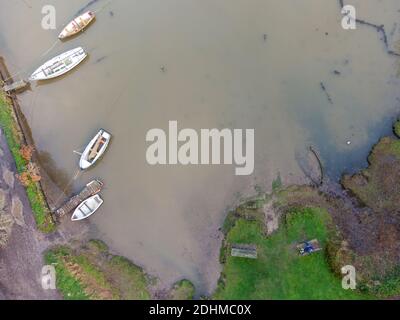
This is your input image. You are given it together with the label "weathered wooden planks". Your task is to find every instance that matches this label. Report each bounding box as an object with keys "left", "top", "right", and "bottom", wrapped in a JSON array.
[{"left": 55, "top": 179, "right": 103, "bottom": 217}]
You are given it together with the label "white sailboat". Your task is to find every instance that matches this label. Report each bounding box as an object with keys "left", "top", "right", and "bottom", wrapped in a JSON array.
[{"left": 29, "top": 47, "right": 87, "bottom": 81}]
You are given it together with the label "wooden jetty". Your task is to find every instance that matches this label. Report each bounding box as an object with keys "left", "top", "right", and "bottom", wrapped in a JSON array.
[
  {"left": 2, "top": 80, "right": 29, "bottom": 93},
  {"left": 55, "top": 179, "right": 104, "bottom": 217},
  {"left": 231, "top": 244, "right": 258, "bottom": 259}
]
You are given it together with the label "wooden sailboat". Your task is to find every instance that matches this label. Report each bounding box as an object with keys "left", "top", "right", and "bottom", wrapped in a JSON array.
[{"left": 59, "top": 11, "right": 95, "bottom": 40}]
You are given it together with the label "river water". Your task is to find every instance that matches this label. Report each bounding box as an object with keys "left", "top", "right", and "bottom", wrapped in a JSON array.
[{"left": 1, "top": 0, "right": 400, "bottom": 294}]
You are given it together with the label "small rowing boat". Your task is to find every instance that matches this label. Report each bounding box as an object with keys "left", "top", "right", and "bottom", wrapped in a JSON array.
[
  {"left": 71, "top": 194, "right": 103, "bottom": 221},
  {"left": 55, "top": 179, "right": 104, "bottom": 217},
  {"left": 29, "top": 47, "right": 87, "bottom": 81},
  {"left": 79, "top": 129, "right": 112, "bottom": 170},
  {"left": 59, "top": 11, "right": 95, "bottom": 40}
]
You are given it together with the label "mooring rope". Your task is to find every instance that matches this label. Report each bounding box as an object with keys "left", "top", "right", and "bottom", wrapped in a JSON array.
[
  {"left": 20, "top": 0, "right": 32, "bottom": 9},
  {"left": 40, "top": 39, "right": 61, "bottom": 57},
  {"left": 27, "top": 90, "right": 38, "bottom": 125},
  {"left": 93, "top": 0, "right": 116, "bottom": 15}
]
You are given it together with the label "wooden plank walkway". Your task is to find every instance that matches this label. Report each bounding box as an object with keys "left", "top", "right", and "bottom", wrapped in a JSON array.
[{"left": 55, "top": 179, "right": 103, "bottom": 217}]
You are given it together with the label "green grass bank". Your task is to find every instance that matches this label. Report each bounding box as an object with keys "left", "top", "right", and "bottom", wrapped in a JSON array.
[{"left": 0, "top": 92, "right": 55, "bottom": 232}]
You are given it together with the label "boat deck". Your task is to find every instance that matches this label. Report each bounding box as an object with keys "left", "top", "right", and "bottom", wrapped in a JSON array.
[{"left": 55, "top": 179, "right": 103, "bottom": 217}]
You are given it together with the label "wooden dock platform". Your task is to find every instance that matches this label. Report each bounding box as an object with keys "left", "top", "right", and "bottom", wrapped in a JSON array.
[
  {"left": 55, "top": 179, "right": 104, "bottom": 217},
  {"left": 2, "top": 80, "right": 29, "bottom": 93}
]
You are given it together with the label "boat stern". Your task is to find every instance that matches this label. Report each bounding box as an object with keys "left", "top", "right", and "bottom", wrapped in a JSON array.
[
  {"left": 79, "top": 159, "right": 92, "bottom": 171},
  {"left": 101, "top": 129, "right": 112, "bottom": 140}
]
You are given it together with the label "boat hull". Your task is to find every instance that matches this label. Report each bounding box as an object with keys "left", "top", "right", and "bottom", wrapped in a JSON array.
[
  {"left": 79, "top": 129, "right": 112, "bottom": 170},
  {"left": 29, "top": 47, "right": 87, "bottom": 81},
  {"left": 58, "top": 11, "right": 95, "bottom": 40},
  {"left": 71, "top": 194, "right": 104, "bottom": 221}
]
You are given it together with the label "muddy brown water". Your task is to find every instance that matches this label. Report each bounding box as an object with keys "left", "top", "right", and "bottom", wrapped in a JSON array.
[{"left": 1, "top": 0, "right": 400, "bottom": 294}]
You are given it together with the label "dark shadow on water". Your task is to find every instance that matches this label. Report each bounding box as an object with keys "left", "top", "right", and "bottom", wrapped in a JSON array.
[
  {"left": 38, "top": 150, "right": 73, "bottom": 196},
  {"left": 303, "top": 111, "right": 399, "bottom": 182}
]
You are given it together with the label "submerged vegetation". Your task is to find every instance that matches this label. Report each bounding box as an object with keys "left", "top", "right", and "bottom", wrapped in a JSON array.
[{"left": 0, "top": 92, "right": 55, "bottom": 232}]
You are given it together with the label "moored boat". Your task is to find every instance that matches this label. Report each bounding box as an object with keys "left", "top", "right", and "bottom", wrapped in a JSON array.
[
  {"left": 59, "top": 11, "right": 95, "bottom": 40},
  {"left": 79, "top": 129, "right": 112, "bottom": 170},
  {"left": 71, "top": 194, "right": 103, "bottom": 221},
  {"left": 55, "top": 179, "right": 104, "bottom": 217},
  {"left": 29, "top": 47, "right": 87, "bottom": 81}
]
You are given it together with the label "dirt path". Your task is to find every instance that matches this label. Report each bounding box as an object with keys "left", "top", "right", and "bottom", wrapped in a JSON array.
[{"left": 0, "top": 127, "right": 62, "bottom": 299}]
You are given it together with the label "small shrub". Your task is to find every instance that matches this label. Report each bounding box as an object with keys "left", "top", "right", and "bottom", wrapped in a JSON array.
[
  {"left": 19, "top": 145, "right": 34, "bottom": 162},
  {"left": 394, "top": 120, "right": 400, "bottom": 138}
]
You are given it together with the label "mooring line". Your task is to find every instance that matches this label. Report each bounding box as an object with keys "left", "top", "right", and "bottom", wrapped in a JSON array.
[
  {"left": 20, "top": 0, "right": 32, "bottom": 9},
  {"left": 93, "top": 0, "right": 116, "bottom": 15},
  {"left": 41, "top": 39, "right": 61, "bottom": 57},
  {"left": 27, "top": 90, "right": 38, "bottom": 125},
  {"left": 4, "top": 0, "right": 118, "bottom": 83}
]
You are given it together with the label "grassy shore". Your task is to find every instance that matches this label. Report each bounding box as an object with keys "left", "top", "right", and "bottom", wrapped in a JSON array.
[
  {"left": 0, "top": 91, "right": 55, "bottom": 233},
  {"left": 215, "top": 206, "right": 368, "bottom": 299},
  {"left": 45, "top": 239, "right": 197, "bottom": 300},
  {"left": 215, "top": 119, "right": 400, "bottom": 299},
  {"left": 44, "top": 240, "right": 151, "bottom": 300},
  {"left": 394, "top": 120, "right": 400, "bottom": 138},
  {"left": 169, "top": 279, "right": 196, "bottom": 300}
]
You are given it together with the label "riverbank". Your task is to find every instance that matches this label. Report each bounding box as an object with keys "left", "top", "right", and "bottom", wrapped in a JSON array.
[
  {"left": 215, "top": 120, "right": 400, "bottom": 299},
  {"left": 0, "top": 55, "right": 198, "bottom": 300},
  {"left": 0, "top": 116, "right": 60, "bottom": 299},
  {"left": 0, "top": 57, "right": 55, "bottom": 233},
  {"left": 45, "top": 239, "right": 195, "bottom": 300}
]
